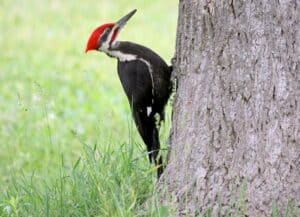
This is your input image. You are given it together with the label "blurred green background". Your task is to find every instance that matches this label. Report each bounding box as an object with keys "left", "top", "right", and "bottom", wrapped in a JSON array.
[{"left": 0, "top": 0, "right": 177, "bottom": 216}]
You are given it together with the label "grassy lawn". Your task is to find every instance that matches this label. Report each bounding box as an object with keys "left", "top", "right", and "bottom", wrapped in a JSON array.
[{"left": 0, "top": 0, "right": 177, "bottom": 216}]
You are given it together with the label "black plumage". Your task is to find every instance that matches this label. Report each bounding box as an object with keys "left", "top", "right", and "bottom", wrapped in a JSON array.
[
  {"left": 85, "top": 10, "right": 172, "bottom": 177},
  {"left": 114, "top": 42, "right": 172, "bottom": 177}
]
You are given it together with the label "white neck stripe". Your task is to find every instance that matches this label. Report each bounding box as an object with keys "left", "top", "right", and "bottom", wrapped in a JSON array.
[{"left": 107, "top": 50, "right": 137, "bottom": 62}]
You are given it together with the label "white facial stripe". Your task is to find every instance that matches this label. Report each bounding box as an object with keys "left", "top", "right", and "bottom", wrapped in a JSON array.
[
  {"left": 101, "top": 31, "right": 112, "bottom": 50},
  {"left": 99, "top": 26, "right": 117, "bottom": 51}
]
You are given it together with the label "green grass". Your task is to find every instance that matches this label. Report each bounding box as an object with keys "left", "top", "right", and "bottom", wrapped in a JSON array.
[{"left": 0, "top": 0, "right": 177, "bottom": 216}]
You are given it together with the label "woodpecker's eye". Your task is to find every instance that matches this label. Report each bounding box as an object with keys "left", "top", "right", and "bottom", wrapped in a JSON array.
[{"left": 99, "top": 27, "right": 112, "bottom": 45}]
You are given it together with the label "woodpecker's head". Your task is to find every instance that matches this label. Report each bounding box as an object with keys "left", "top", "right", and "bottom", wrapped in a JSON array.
[{"left": 85, "top": 9, "right": 136, "bottom": 53}]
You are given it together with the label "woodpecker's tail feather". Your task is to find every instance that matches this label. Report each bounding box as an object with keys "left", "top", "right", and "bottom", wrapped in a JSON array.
[{"left": 132, "top": 108, "right": 163, "bottom": 177}]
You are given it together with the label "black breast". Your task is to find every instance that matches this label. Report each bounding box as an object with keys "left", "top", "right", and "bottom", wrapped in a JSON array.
[{"left": 117, "top": 59, "right": 153, "bottom": 107}]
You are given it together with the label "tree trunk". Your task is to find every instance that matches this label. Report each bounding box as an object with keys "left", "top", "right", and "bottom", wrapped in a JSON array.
[{"left": 161, "top": 0, "right": 300, "bottom": 216}]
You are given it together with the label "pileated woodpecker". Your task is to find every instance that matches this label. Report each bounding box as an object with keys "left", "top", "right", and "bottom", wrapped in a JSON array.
[{"left": 85, "top": 9, "right": 172, "bottom": 177}]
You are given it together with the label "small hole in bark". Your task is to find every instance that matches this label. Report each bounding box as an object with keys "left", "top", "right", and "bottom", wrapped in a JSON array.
[{"left": 258, "top": 167, "right": 261, "bottom": 173}]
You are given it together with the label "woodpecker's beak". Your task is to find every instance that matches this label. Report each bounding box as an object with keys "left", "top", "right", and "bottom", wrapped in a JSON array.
[{"left": 115, "top": 9, "right": 137, "bottom": 29}]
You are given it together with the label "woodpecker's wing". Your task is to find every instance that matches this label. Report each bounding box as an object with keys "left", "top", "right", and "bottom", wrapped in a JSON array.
[
  {"left": 112, "top": 42, "right": 171, "bottom": 88},
  {"left": 117, "top": 59, "right": 153, "bottom": 107},
  {"left": 114, "top": 42, "right": 172, "bottom": 113}
]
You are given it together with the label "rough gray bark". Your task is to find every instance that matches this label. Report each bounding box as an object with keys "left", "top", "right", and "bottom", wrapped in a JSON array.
[{"left": 161, "top": 0, "right": 300, "bottom": 216}]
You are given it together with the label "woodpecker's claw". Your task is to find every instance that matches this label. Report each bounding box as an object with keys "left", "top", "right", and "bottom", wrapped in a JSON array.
[{"left": 116, "top": 9, "right": 137, "bottom": 28}]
